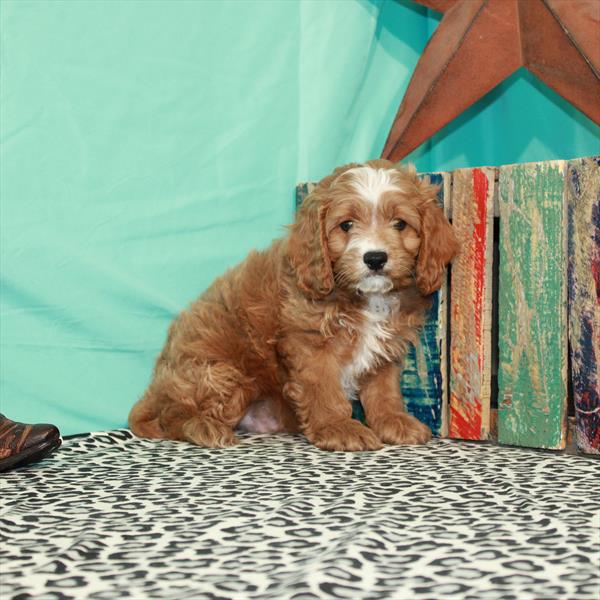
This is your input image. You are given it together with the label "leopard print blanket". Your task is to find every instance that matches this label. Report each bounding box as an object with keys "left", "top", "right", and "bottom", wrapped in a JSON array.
[{"left": 1, "top": 430, "right": 598, "bottom": 599}]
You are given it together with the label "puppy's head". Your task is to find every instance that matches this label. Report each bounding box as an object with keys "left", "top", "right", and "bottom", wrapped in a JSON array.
[{"left": 287, "top": 160, "right": 458, "bottom": 299}]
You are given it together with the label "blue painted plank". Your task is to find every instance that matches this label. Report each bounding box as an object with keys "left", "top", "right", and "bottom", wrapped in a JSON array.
[
  {"left": 567, "top": 156, "right": 600, "bottom": 454},
  {"left": 400, "top": 173, "right": 448, "bottom": 436}
]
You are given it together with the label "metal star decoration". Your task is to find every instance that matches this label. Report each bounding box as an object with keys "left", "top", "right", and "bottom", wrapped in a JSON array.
[{"left": 381, "top": 0, "right": 600, "bottom": 162}]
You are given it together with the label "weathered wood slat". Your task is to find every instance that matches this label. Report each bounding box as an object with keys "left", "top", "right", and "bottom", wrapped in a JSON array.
[
  {"left": 449, "top": 168, "right": 495, "bottom": 440},
  {"left": 440, "top": 172, "right": 451, "bottom": 437},
  {"left": 498, "top": 161, "right": 568, "bottom": 449},
  {"left": 295, "top": 183, "right": 315, "bottom": 210},
  {"left": 400, "top": 173, "right": 449, "bottom": 436},
  {"left": 567, "top": 156, "right": 600, "bottom": 455}
]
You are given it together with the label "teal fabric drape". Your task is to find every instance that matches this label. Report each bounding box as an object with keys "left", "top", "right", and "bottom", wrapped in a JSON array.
[{"left": 1, "top": 0, "right": 598, "bottom": 434}]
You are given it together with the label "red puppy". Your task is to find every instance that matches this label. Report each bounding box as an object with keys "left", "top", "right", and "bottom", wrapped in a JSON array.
[{"left": 129, "top": 160, "right": 458, "bottom": 451}]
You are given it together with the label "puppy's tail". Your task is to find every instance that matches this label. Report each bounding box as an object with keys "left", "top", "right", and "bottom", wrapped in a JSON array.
[{"left": 129, "top": 395, "right": 164, "bottom": 439}]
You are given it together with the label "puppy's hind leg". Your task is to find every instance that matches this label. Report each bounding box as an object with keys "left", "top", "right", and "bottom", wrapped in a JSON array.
[
  {"left": 158, "top": 362, "right": 257, "bottom": 448},
  {"left": 129, "top": 394, "right": 165, "bottom": 439}
]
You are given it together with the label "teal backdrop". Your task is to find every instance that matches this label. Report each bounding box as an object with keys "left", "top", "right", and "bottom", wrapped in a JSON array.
[{"left": 1, "top": 0, "right": 598, "bottom": 434}]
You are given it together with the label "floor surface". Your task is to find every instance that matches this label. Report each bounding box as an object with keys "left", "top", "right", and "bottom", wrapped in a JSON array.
[{"left": 1, "top": 430, "right": 598, "bottom": 599}]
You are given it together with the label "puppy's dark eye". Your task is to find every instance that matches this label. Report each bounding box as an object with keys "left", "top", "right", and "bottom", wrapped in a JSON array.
[
  {"left": 394, "top": 219, "right": 407, "bottom": 231},
  {"left": 340, "top": 221, "right": 353, "bottom": 232}
]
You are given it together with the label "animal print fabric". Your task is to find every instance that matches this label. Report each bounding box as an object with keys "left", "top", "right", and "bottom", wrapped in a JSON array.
[{"left": 1, "top": 430, "right": 599, "bottom": 600}]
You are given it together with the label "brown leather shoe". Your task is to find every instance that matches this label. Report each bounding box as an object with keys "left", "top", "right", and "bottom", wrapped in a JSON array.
[{"left": 0, "top": 415, "right": 61, "bottom": 472}]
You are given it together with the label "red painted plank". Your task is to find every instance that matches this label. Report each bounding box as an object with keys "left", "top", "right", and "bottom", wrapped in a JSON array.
[{"left": 449, "top": 167, "right": 495, "bottom": 440}]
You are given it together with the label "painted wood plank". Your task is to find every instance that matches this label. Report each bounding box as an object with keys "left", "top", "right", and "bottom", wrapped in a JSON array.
[
  {"left": 449, "top": 167, "right": 495, "bottom": 440},
  {"left": 295, "top": 183, "right": 315, "bottom": 210},
  {"left": 567, "top": 156, "right": 600, "bottom": 455},
  {"left": 498, "top": 161, "right": 568, "bottom": 449},
  {"left": 440, "top": 172, "right": 451, "bottom": 437},
  {"left": 400, "top": 173, "right": 449, "bottom": 436},
  {"left": 295, "top": 174, "right": 449, "bottom": 435}
]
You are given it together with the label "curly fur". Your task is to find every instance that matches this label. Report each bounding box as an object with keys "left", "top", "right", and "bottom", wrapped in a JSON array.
[{"left": 129, "top": 160, "right": 459, "bottom": 451}]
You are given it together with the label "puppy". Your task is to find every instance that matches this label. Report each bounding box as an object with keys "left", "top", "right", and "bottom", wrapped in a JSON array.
[{"left": 129, "top": 159, "right": 458, "bottom": 451}]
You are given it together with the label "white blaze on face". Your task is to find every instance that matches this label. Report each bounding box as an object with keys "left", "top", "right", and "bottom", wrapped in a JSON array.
[
  {"left": 346, "top": 235, "right": 383, "bottom": 256},
  {"left": 346, "top": 167, "right": 404, "bottom": 207}
]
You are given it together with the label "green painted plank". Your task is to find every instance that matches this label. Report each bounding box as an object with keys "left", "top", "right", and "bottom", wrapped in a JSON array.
[{"left": 498, "top": 161, "right": 568, "bottom": 449}]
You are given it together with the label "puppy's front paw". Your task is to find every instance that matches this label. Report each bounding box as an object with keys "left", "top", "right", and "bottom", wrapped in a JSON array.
[
  {"left": 370, "top": 413, "right": 431, "bottom": 445},
  {"left": 308, "top": 420, "right": 383, "bottom": 452}
]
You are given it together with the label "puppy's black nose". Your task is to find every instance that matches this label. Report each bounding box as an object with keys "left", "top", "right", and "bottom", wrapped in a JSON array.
[{"left": 363, "top": 251, "right": 388, "bottom": 271}]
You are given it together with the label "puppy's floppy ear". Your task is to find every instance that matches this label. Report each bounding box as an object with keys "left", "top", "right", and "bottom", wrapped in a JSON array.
[
  {"left": 415, "top": 181, "right": 459, "bottom": 296},
  {"left": 287, "top": 193, "right": 333, "bottom": 299},
  {"left": 286, "top": 162, "right": 364, "bottom": 298}
]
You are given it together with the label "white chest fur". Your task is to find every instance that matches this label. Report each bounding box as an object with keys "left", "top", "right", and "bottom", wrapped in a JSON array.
[{"left": 340, "top": 294, "right": 398, "bottom": 399}]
